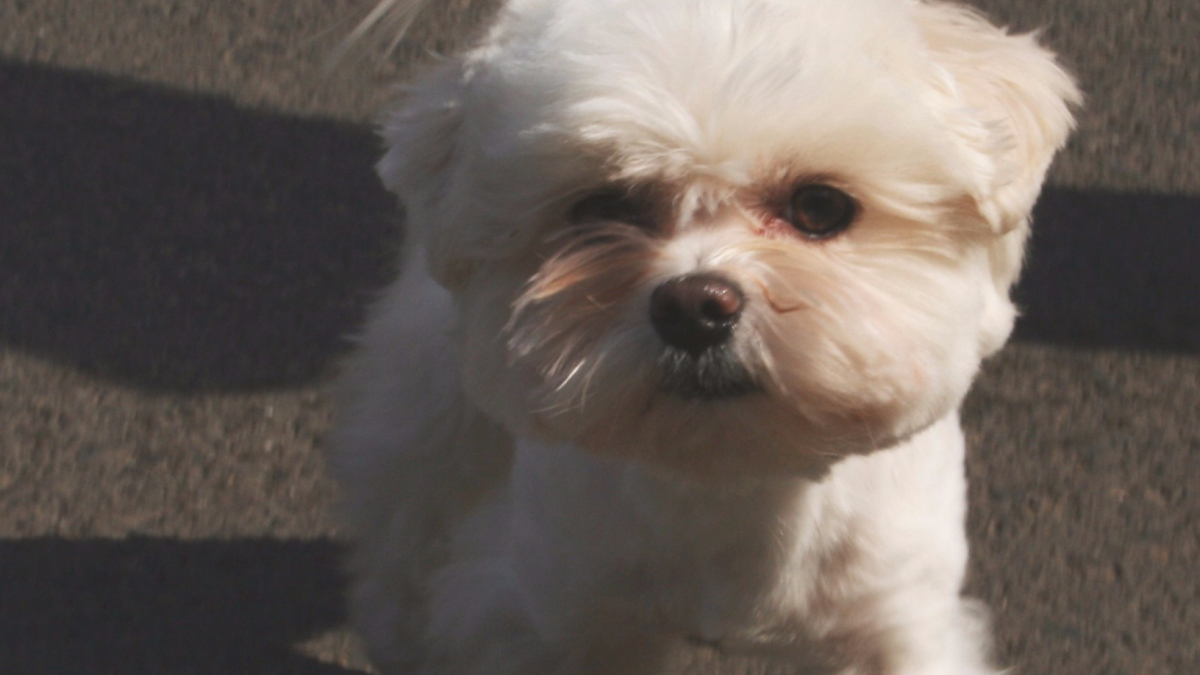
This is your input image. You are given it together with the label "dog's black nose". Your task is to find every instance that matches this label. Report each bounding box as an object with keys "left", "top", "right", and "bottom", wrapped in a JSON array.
[{"left": 650, "top": 273, "right": 744, "bottom": 357}]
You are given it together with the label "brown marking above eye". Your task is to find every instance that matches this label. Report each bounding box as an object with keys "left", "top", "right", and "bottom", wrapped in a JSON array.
[{"left": 567, "top": 189, "right": 658, "bottom": 229}]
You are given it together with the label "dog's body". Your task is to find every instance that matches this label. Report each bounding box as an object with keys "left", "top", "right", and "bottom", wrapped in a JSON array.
[{"left": 329, "top": 1, "right": 1078, "bottom": 673}]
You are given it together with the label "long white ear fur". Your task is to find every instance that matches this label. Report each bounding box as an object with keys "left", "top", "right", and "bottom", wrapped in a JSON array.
[
  {"left": 376, "top": 59, "right": 475, "bottom": 289},
  {"left": 913, "top": 1, "right": 1080, "bottom": 233},
  {"left": 911, "top": 1, "right": 1080, "bottom": 354}
]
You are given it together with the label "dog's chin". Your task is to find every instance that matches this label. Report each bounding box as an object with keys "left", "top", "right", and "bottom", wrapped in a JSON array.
[
  {"left": 515, "top": 370, "right": 843, "bottom": 480},
  {"left": 657, "top": 347, "right": 761, "bottom": 401},
  {"left": 522, "top": 340, "right": 975, "bottom": 480}
]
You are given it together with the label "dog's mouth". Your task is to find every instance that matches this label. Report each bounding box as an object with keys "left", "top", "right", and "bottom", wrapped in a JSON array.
[{"left": 657, "top": 347, "right": 760, "bottom": 401}]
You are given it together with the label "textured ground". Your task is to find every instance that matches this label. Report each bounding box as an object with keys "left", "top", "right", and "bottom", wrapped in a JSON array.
[{"left": 1, "top": 1, "right": 1196, "bottom": 673}]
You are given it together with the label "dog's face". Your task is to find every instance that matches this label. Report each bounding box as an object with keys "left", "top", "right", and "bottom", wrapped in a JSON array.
[{"left": 380, "top": 0, "right": 1078, "bottom": 477}]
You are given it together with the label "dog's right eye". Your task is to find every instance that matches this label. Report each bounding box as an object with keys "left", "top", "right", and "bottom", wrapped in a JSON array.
[
  {"left": 785, "top": 185, "right": 857, "bottom": 239},
  {"left": 567, "top": 191, "right": 654, "bottom": 228}
]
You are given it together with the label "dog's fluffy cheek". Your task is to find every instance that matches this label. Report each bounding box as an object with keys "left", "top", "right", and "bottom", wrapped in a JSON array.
[
  {"left": 454, "top": 267, "right": 547, "bottom": 436},
  {"left": 454, "top": 262, "right": 656, "bottom": 444},
  {"left": 753, "top": 273, "right": 984, "bottom": 448}
]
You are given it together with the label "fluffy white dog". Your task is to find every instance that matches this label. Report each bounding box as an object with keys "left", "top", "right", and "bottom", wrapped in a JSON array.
[{"left": 328, "top": 0, "right": 1079, "bottom": 673}]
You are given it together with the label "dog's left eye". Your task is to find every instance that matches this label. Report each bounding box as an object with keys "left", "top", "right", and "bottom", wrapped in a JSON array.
[
  {"left": 786, "top": 185, "right": 857, "bottom": 239},
  {"left": 568, "top": 191, "right": 654, "bottom": 228}
]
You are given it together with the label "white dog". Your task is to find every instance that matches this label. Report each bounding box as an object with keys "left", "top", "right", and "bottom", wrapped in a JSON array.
[{"left": 328, "top": 0, "right": 1079, "bottom": 673}]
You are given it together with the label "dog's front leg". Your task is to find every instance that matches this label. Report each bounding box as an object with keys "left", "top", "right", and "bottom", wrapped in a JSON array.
[
  {"left": 417, "top": 438, "right": 677, "bottom": 675},
  {"left": 423, "top": 547, "right": 673, "bottom": 675}
]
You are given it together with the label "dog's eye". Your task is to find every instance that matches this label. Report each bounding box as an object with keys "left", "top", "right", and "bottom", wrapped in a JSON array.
[
  {"left": 568, "top": 191, "right": 653, "bottom": 228},
  {"left": 786, "top": 185, "right": 857, "bottom": 239}
]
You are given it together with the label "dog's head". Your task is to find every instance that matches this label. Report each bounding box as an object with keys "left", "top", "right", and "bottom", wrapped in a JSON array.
[{"left": 377, "top": 0, "right": 1078, "bottom": 477}]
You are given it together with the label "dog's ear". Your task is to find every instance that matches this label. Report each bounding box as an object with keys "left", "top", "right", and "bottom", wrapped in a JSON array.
[
  {"left": 913, "top": 1, "right": 1080, "bottom": 233},
  {"left": 378, "top": 60, "right": 475, "bottom": 289},
  {"left": 912, "top": 1, "right": 1080, "bottom": 354}
]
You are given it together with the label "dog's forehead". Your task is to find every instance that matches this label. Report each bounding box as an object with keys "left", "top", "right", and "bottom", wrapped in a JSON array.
[{"left": 476, "top": 0, "right": 963, "bottom": 191}]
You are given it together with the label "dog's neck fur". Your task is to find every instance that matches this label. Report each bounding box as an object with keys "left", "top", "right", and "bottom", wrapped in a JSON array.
[{"left": 501, "top": 412, "right": 969, "bottom": 658}]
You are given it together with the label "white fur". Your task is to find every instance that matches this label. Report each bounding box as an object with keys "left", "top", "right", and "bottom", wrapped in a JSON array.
[{"left": 328, "top": 0, "right": 1078, "bottom": 673}]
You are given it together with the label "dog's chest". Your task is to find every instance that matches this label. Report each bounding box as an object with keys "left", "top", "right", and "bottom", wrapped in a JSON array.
[
  {"left": 631, "top": 478, "right": 857, "bottom": 648},
  {"left": 508, "top": 443, "right": 848, "bottom": 642}
]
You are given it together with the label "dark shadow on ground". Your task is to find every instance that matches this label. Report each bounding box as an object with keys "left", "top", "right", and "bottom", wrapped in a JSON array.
[
  {"left": 0, "top": 61, "right": 398, "bottom": 392},
  {"left": 1014, "top": 188, "right": 1200, "bottom": 352},
  {"left": 2, "top": 63, "right": 1197, "bottom": 395},
  {"left": 0, "top": 537, "right": 362, "bottom": 675}
]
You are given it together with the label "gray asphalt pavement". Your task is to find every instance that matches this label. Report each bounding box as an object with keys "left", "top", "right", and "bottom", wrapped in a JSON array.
[{"left": 1, "top": 1, "right": 1197, "bottom": 673}]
